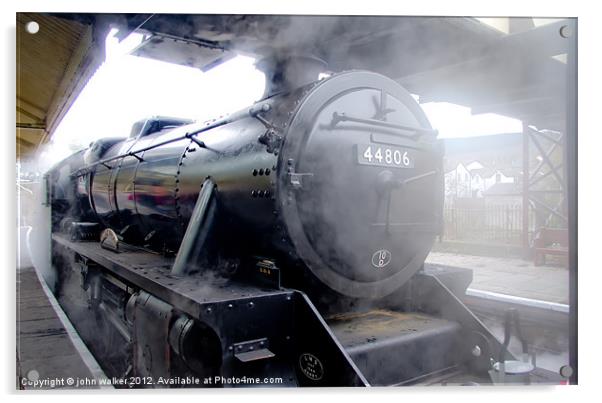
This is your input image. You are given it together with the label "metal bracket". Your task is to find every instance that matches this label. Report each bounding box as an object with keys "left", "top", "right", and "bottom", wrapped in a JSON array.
[
  {"left": 288, "top": 172, "right": 314, "bottom": 189},
  {"left": 232, "top": 338, "right": 275, "bottom": 363},
  {"left": 258, "top": 128, "right": 283, "bottom": 154},
  {"left": 128, "top": 152, "right": 144, "bottom": 162}
]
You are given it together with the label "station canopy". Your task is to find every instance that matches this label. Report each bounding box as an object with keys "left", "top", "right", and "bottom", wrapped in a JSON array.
[{"left": 16, "top": 14, "right": 572, "bottom": 160}]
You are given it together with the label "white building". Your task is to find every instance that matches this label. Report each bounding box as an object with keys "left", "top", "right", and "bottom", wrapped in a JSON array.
[{"left": 445, "top": 160, "right": 516, "bottom": 200}]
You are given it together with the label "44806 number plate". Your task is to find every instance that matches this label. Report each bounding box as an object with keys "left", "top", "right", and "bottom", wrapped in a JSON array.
[{"left": 356, "top": 144, "right": 415, "bottom": 168}]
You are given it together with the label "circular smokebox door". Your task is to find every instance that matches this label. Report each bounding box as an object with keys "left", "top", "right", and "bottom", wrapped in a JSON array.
[{"left": 279, "top": 71, "right": 443, "bottom": 299}]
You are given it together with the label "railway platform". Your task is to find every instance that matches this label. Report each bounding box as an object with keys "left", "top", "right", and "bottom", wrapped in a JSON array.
[
  {"left": 16, "top": 266, "right": 110, "bottom": 390},
  {"left": 426, "top": 252, "right": 568, "bottom": 304},
  {"left": 426, "top": 252, "right": 570, "bottom": 375}
]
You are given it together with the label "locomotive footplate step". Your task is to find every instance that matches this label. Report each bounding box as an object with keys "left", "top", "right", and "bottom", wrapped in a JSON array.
[{"left": 328, "top": 310, "right": 463, "bottom": 386}]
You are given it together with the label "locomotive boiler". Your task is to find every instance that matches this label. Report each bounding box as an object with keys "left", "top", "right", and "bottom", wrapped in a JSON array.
[{"left": 46, "top": 60, "right": 528, "bottom": 386}]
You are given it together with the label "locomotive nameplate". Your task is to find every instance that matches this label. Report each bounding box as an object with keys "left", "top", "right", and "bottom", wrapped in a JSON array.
[{"left": 355, "top": 143, "right": 415, "bottom": 168}]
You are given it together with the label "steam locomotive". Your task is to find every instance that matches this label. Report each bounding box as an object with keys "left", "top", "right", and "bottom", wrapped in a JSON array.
[{"left": 46, "top": 61, "right": 526, "bottom": 386}]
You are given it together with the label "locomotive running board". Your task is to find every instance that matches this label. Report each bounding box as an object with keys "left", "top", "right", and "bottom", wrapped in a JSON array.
[
  {"left": 50, "top": 234, "right": 547, "bottom": 386},
  {"left": 51, "top": 234, "right": 368, "bottom": 387}
]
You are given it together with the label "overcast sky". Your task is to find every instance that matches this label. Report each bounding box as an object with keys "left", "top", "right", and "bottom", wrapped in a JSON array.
[{"left": 42, "top": 29, "right": 522, "bottom": 168}]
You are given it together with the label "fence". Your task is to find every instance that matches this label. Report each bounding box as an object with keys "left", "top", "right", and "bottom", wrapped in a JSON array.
[{"left": 442, "top": 205, "right": 531, "bottom": 245}]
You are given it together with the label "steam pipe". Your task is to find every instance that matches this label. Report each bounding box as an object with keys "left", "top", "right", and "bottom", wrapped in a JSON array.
[{"left": 171, "top": 178, "right": 217, "bottom": 276}]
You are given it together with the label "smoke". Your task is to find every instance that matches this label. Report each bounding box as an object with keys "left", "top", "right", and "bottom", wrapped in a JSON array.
[
  {"left": 17, "top": 136, "right": 90, "bottom": 290},
  {"left": 477, "top": 311, "right": 569, "bottom": 373},
  {"left": 17, "top": 154, "right": 55, "bottom": 289},
  {"left": 16, "top": 14, "right": 572, "bottom": 386}
]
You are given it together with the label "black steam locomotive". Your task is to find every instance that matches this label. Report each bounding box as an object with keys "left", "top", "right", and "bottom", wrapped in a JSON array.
[{"left": 46, "top": 62, "right": 520, "bottom": 386}]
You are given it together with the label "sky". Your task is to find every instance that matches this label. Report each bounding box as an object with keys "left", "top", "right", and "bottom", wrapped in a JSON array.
[
  {"left": 42, "top": 30, "right": 266, "bottom": 167},
  {"left": 41, "top": 28, "right": 522, "bottom": 168}
]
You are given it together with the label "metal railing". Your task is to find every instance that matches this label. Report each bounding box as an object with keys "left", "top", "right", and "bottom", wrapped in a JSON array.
[{"left": 442, "top": 205, "right": 529, "bottom": 245}]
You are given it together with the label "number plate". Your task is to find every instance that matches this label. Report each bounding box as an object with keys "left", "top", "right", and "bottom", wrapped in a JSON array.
[{"left": 356, "top": 144, "right": 415, "bottom": 168}]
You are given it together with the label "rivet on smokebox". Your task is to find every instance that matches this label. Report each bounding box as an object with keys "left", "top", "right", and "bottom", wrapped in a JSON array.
[{"left": 248, "top": 302, "right": 254, "bottom": 308}]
